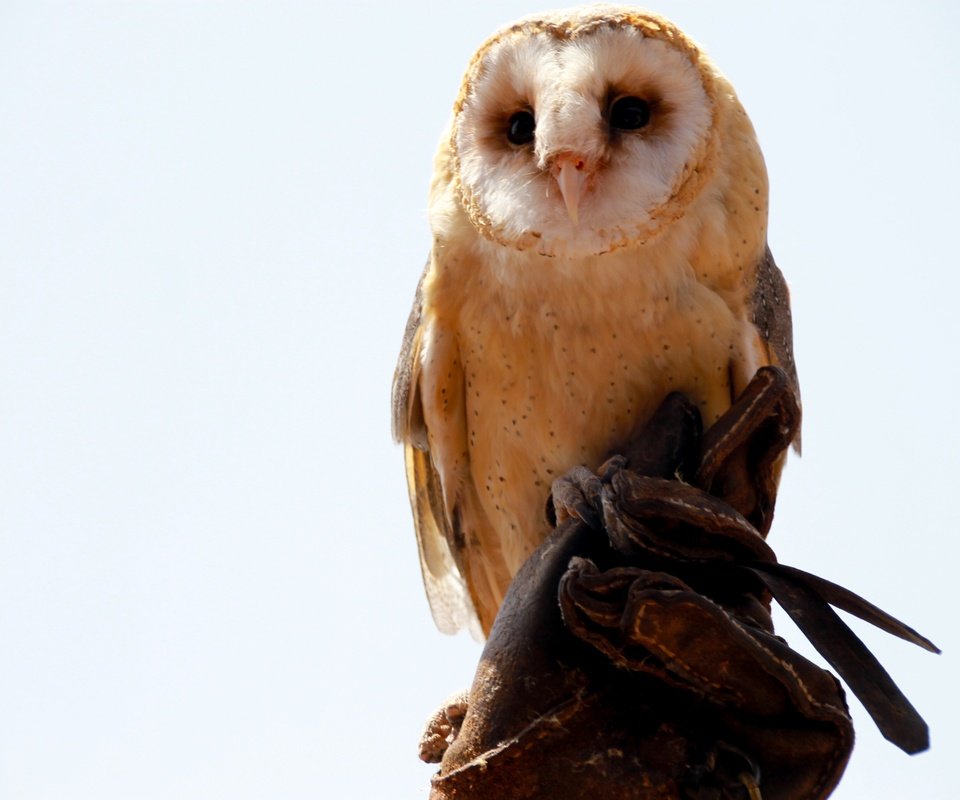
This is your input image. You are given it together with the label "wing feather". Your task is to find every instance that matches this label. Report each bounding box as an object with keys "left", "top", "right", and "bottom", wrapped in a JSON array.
[
  {"left": 751, "top": 245, "right": 802, "bottom": 450},
  {"left": 404, "top": 443, "right": 479, "bottom": 635},
  {"left": 392, "top": 262, "right": 479, "bottom": 635},
  {"left": 391, "top": 264, "right": 428, "bottom": 447}
]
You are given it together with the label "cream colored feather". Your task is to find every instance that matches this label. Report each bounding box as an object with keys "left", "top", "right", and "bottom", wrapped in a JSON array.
[{"left": 393, "top": 6, "right": 798, "bottom": 636}]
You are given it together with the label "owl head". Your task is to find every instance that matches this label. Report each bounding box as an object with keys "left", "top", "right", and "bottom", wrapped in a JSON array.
[{"left": 441, "top": 5, "right": 762, "bottom": 259}]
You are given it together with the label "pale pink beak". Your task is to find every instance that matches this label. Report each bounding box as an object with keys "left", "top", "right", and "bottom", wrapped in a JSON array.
[{"left": 552, "top": 154, "right": 589, "bottom": 226}]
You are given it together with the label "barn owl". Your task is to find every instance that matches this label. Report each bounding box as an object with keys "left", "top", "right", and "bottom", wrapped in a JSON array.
[{"left": 393, "top": 5, "right": 799, "bottom": 637}]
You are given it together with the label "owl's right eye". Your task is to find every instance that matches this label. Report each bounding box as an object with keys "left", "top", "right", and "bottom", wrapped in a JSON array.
[
  {"left": 610, "top": 96, "right": 652, "bottom": 130},
  {"left": 506, "top": 111, "right": 536, "bottom": 145}
]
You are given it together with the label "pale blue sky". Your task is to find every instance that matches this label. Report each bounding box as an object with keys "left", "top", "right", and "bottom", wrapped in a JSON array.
[{"left": 0, "top": 1, "right": 956, "bottom": 797}]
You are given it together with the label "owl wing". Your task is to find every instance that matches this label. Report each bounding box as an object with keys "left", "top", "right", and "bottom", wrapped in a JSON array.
[
  {"left": 392, "top": 263, "right": 479, "bottom": 636},
  {"left": 750, "top": 245, "right": 802, "bottom": 448}
]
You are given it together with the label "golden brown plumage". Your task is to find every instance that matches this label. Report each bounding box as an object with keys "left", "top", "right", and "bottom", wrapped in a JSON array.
[{"left": 393, "top": 6, "right": 798, "bottom": 636}]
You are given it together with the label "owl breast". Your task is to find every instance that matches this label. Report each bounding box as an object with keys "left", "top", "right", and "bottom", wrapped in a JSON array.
[{"left": 443, "top": 237, "right": 762, "bottom": 579}]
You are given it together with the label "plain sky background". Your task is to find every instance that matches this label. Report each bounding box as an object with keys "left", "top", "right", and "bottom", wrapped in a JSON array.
[{"left": 1, "top": 1, "right": 956, "bottom": 797}]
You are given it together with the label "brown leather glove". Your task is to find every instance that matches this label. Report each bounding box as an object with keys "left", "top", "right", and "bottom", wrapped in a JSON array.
[{"left": 423, "top": 367, "right": 937, "bottom": 800}]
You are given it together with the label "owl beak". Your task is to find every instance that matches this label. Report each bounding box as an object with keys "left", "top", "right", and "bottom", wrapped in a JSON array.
[{"left": 552, "top": 154, "right": 588, "bottom": 226}]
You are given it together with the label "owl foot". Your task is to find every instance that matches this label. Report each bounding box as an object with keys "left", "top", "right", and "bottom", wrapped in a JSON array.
[
  {"left": 547, "top": 389, "right": 705, "bottom": 533},
  {"left": 418, "top": 690, "right": 469, "bottom": 764},
  {"left": 549, "top": 464, "right": 607, "bottom": 529}
]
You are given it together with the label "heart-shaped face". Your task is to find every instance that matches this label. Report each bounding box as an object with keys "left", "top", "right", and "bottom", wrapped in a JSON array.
[{"left": 450, "top": 8, "right": 723, "bottom": 257}]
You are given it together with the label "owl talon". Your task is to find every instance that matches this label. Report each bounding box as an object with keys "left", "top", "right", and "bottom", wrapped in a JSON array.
[
  {"left": 551, "top": 466, "right": 604, "bottom": 529},
  {"left": 597, "top": 454, "right": 628, "bottom": 482},
  {"left": 739, "top": 772, "right": 763, "bottom": 800}
]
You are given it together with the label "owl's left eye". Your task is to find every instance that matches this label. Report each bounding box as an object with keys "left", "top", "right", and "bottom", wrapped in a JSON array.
[
  {"left": 610, "top": 96, "right": 652, "bottom": 130},
  {"left": 506, "top": 111, "right": 536, "bottom": 145}
]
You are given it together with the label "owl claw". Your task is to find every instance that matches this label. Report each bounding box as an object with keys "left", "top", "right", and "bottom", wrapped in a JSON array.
[
  {"left": 550, "top": 465, "right": 604, "bottom": 529},
  {"left": 597, "top": 454, "right": 628, "bottom": 481},
  {"left": 739, "top": 772, "right": 763, "bottom": 800}
]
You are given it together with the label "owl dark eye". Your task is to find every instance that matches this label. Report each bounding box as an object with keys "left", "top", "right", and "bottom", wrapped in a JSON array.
[
  {"left": 610, "top": 96, "right": 651, "bottom": 130},
  {"left": 506, "top": 110, "right": 536, "bottom": 145}
]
